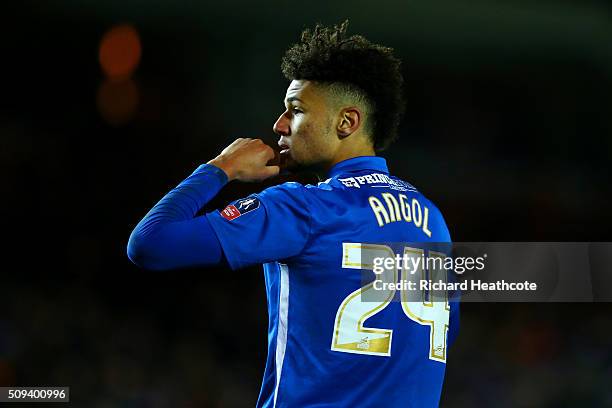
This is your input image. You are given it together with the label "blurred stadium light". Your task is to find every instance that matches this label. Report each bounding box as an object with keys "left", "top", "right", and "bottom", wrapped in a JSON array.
[{"left": 97, "top": 24, "right": 141, "bottom": 125}]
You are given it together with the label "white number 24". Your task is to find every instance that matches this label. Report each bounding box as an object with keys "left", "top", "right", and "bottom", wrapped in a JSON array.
[{"left": 331, "top": 243, "right": 450, "bottom": 362}]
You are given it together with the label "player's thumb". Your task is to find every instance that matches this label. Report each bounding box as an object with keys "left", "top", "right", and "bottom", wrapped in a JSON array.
[{"left": 263, "top": 165, "right": 280, "bottom": 178}]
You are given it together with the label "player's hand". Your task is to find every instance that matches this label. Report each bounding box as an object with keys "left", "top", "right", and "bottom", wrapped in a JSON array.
[{"left": 208, "top": 138, "right": 280, "bottom": 182}]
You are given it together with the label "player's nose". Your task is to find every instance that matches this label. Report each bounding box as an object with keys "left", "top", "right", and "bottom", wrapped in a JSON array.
[{"left": 273, "top": 112, "right": 290, "bottom": 136}]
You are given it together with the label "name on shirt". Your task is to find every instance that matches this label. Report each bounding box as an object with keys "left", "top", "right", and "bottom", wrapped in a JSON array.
[{"left": 368, "top": 193, "right": 432, "bottom": 237}]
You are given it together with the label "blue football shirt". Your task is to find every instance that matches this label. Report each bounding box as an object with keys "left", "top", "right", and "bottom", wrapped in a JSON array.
[{"left": 206, "top": 156, "right": 457, "bottom": 408}]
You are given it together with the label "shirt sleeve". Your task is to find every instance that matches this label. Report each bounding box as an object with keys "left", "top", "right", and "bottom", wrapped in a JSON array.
[
  {"left": 127, "top": 164, "right": 228, "bottom": 270},
  {"left": 205, "top": 182, "right": 312, "bottom": 270}
]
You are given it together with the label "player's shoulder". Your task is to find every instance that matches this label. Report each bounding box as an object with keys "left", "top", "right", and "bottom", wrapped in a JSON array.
[
  {"left": 254, "top": 179, "right": 343, "bottom": 212},
  {"left": 255, "top": 181, "right": 316, "bottom": 208},
  {"left": 406, "top": 185, "right": 451, "bottom": 242},
  {"left": 399, "top": 180, "right": 445, "bottom": 218},
  {"left": 257, "top": 178, "right": 335, "bottom": 198},
  {"left": 258, "top": 180, "right": 310, "bottom": 198},
  {"left": 383, "top": 174, "right": 451, "bottom": 239},
  {"left": 411, "top": 186, "right": 442, "bottom": 212}
]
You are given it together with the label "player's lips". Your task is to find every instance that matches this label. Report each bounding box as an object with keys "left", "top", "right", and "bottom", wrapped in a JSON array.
[{"left": 278, "top": 141, "right": 291, "bottom": 154}]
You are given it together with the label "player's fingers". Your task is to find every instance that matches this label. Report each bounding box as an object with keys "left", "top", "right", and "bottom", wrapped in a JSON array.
[
  {"left": 266, "top": 148, "right": 281, "bottom": 167},
  {"left": 259, "top": 144, "right": 277, "bottom": 161}
]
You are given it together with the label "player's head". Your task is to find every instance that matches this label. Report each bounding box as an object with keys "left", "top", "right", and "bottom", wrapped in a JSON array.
[{"left": 273, "top": 20, "right": 405, "bottom": 171}]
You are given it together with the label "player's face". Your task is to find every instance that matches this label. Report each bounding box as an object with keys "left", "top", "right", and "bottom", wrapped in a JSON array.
[{"left": 273, "top": 80, "right": 339, "bottom": 171}]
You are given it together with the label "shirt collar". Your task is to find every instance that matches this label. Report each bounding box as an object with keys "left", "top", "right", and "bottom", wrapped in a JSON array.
[{"left": 327, "top": 156, "right": 389, "bottom": 178}]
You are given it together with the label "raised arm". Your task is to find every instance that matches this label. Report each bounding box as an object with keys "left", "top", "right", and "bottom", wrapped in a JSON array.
[{"left": 127, "top": 139, "right": 279, "bottom": 270}]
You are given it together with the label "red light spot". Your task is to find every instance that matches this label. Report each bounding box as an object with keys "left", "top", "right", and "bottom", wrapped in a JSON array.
[{"left": 99, "top": 24, "right": 141, "bottom": 80}]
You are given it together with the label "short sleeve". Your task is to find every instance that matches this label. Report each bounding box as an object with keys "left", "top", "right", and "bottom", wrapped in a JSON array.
[{"left": 205, "top": 182, "right": 312, "bottom": 270}]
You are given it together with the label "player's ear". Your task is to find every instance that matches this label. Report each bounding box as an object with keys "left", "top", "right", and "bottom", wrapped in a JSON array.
[{"left": 336, "top": 107, "right": 361, "bottom": 139}]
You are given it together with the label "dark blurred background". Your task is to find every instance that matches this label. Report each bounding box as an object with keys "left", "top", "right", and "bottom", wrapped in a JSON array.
[{"left": 1, "top": 1, "right": 611, "bottom": 407}]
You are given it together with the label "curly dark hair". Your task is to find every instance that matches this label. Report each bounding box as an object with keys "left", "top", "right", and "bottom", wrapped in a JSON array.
[{"left": 281, "top": 20, "right": 405, "bottom": 151}]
